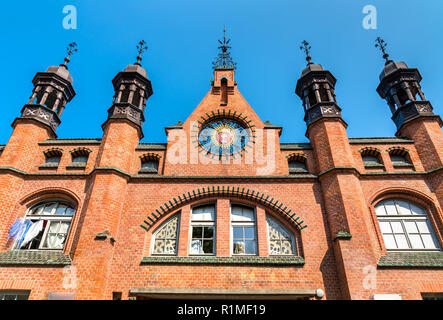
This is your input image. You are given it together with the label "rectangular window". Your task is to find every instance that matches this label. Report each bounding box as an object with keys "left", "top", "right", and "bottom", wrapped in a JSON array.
[
  {"left": 231, "top": 205, "right": 257, "bottom": 255},
  {"left": 190, "top": 204, "right": 215, "bottom": 255},
  {"left": 0, "top": 290, "right": 30, "bottom": 300}
]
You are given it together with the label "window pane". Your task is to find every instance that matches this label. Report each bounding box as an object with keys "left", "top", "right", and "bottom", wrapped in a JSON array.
[
  {"left": 152, "top": 215, "right": 179, "bottom": 254},
  {"left": 416, "top": 221, "right": 431, "bottom": 234},
  {"left": 383, "top": 234, "right": 397, "bottom": 249},
  {"left": 243, "top": 227, "right": 255, "bottom": 239},
  {"left": 396, "top": 200, "right": 411, "bottom": 215},
  {"left": 422, "top": 234, "right": 438, "bottom": 249},
  {"left": 363, "top": 155, "right": 380, "bottom": 164},
  {"left": 379, "top": 221, "right": 392, "bottom": 234},
  {"left": 395, "top": 234, "right": 409, "bottom": 249},
  {"left": 404, "top": 221, "right": 418, "bottom": 234},
  {"left": 73, "top": 156, "right": 88, "bottom": 163},
  {"left": 375, "top": 204, "right": 386, "bottom": 216},
  {"left": 231, "top": 206, "right": 254, "bottom": 221},
  {"left": 269, "top": 241, "right": 280, "bottom": 255},
  {"left": 190, "top": 240, "right": 202, "bottom": 254},
  {"left": 233, "top": 240, "right": 245, "bottom": 254},
  {"left": 391, "top": 221, "right": 403, "bottom": 234},
  {"left": 202, "top": 240, "right": 214, "bottom": 253},
  {"left": 409, "top": 234, "right": 424, "bottom": 249},
  {"left": 55, "top": 204, "right": 68, "bottom": 215},
  {"left": 233, "top": 227, "right": 243, "bottom": 239},
  {"left": 384, "top": 201, "right": 398, "bottom": 215},
  {"left": 153, "top": 240, "right": 165, "bottom": 253},
  {"left": 280, "top": 240, "right": 294, "bottom": 255},
  {"left": 46, "top": 156, "right": 61, "bottom": 163},
  {"left": 192, "top": 226, "right": 203, "bottom": 238},
  {"left": 48, "top": 221, "right": 61, "bottom": 233},
  {"left": 43, "top": 203, "right": 57, "bottom": 215},
  {"left": 192, "top": 205, "right": 215, "bottom": 221},
  {"left": 58, "top": 222, "right": 70, "bottom": 234},
  {"left": 65, "top": 207, "right": 75, "bottom": 216},
  {"left": 142, "top": 161, "right": 158, "bottom": 170},
  {"left": 164, "top": 240, "right": 176, "bottom": 254},
  {"left": 244, "top": 240, "right": 257, "bottom": 254},
  {"left": 204, "top": 227, "right": 214, "bottom": 238},
  {"left": 410, "top": 204, "right": 425, "bottom": 215}
]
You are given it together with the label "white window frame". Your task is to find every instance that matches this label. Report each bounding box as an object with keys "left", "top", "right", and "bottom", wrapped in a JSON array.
[
  {"left": 14, "top": 200, "right": 75, "bottom": 251},
  {"left": 189, "top": 204, "right": 216, "bottom": 256},
  {"left": 375, "top": 199, "right": 441, "bottom": 252},
  {"left": 151, "top": 214, "right": 180, "bottom": 256},
  {"left": 230, "top": 204, "right": 258, "bottom": 256},
  {"left": 266, "top": 214, "right": 296, "bottom": 256}
]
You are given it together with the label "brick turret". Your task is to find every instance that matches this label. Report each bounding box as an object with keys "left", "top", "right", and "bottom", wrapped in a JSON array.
[
  {"left": 72, "top": 42, "right": 153, "bottom": 299},
  {"left": 295, "top": 42, "right": 378, "bottom": 299}
]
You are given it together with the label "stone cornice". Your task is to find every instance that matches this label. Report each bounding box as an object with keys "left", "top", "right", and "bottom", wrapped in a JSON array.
[
  {"left": 0, "top": 166, "right": 442, "bottom": 180},
  {"left": 141, "top": 256, "right": 305, "bottom": 266}
]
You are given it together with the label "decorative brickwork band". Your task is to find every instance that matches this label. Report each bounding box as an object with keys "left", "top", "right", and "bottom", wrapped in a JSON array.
[
  {"left": 69, "top": 147, "right": 92, "bottom": 157},
  {"left": 139, "top": 153, "right": 162, "bottom": 161},
  {"left": 304, "top": 102, "right": 343, "bottom": 126},
  {"left": 0, "top": 250, "right": 72, "bottom": 266},
  {"left": 141, "top": 256, "right": 305, "bottom": 266},
  {"left": 106, "top": 102, "right": 145, "bottom": 129},
  {"left": 18, "top": 104, "right": 61, "bottom": 133},
  {"left": 140, "top": 186, "right": 307, "bottom": 231},
  {"left": 386, "top": 146, "right": 410, "bottom": 156},
  {"left": 286, "top": 152, "right": 308, "bottom": 161},
  {"left": 391, "top": 101, "right": 436, "bottom": 130},
  {"left": 358, "top": 147, "right": 381, "bottom": 156},
  {"left": 43, "top": 147, "right": 64, "bottom": 158}
]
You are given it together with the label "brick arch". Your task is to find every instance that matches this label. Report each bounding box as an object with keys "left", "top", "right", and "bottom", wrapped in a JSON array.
[
  {"left": 140, "top": 186, "right": 307, "bottom": 232},
  {"left": 369, "top": 186, "right": 439, "bottom": 211},
  {"left": 18, "top": 187, "right": 81, "bottom": 208},
  {"left": 358, "top": 146, "right": 382, "bottom": 157}
]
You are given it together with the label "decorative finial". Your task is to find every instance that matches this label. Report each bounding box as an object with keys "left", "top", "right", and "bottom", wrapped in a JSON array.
[
  {"left": 61, "top": 42, "right": 78, "bottom": 69},
  {"left": 299, "top": 40, "right": 313, "bottom": 65},
  {"left": 375, "top": 37, "right": 392, "bottom": 65},
  {"left": 135, "top": 40, "right": 148, "bottom": 66},
  {"left": 212, "top": 27, "right": 236, "bottom": 70}
]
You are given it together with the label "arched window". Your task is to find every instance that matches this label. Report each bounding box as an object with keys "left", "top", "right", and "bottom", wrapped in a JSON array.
[
  {"left": 141, "top": 160, "right": 159, "bottom": 173},
  {"left": 189, "top": 204, "right": 215, "bottom": 255},
  {"left": 152, "top": 214, "right": 180, "bottom": 255},
  {"left": 387, "top": 147, "right": 413, "bottom": 168},
  {"left": 375, "top": 199, "right": 440, "bottom": 250},
  {"left": 362, "top": 155, "right": 382, "bottom": 166},
  {"left": 288, "top": 160, "right": 308, "bottom": 174},
  {"left": 231, "top": 204, "right": 257, "bottom": 255},
  {"left": 390, "top": 154, "right": 411, "bottom": 167},
  {"left": 266, "top": 215, "right": 296, "bottom": 255},
  {"left": 16, "top": 201, "right": 75, "bottom": 250}
]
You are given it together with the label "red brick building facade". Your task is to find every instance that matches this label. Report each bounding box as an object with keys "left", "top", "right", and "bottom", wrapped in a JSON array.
[{"left": 0, "top": 39, "right": 442, "bottom": 300}]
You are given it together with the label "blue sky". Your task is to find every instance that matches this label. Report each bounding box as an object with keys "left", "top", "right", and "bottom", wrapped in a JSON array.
[{"left": 0, "top": 0, "right": 442, "bottom": 143}]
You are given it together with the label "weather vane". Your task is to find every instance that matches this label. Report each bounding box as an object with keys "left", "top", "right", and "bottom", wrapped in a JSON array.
[
  {"left": 299, "top": 40, "right": 312, "bottom": 65},
  {"left": 212, "top": 27, "right": 236, "bottom": 70},
  {"left": 375, "top": 37, "right": 391, "bottom": 64},
  {"left": 61, "top": 42, "right": 78, "bottom": 69},
  {"left": 135, "top": 40, "right": 148, "bottom": 66}
]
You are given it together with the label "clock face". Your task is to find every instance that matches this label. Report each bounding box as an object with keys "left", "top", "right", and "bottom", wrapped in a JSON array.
[{"left": 198, "top": 118, "right": 250, "bottom": 156}]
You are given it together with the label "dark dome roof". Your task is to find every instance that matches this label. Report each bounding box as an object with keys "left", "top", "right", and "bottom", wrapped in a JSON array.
[
  {"left": 379, "top": 61, "right": 408, "bottom": 80},
  {"left": 46, "top": 65, "right": 73, "bottom": 84},
  {"left": 301, "top": 63, "right": 324, "bottom": 77},
  {"left": 123, "top": 64, "right": 147, "bottom": 78}
]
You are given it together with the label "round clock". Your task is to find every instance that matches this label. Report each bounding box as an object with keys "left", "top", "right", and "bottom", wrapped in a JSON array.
[{"left": 198, "top": 118, "right": 250, "bottom": 156}]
